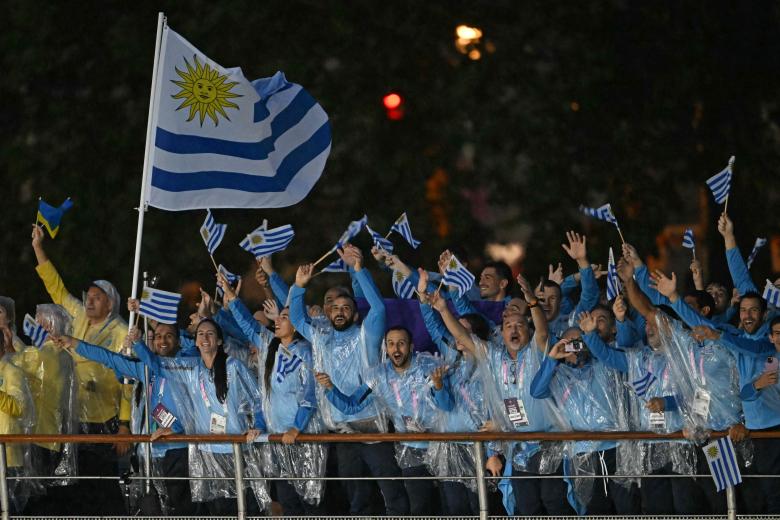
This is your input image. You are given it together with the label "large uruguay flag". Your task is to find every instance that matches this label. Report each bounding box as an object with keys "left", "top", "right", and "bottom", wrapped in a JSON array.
[{"left": 144, "top": 24, "right": 331, "bottom": 210}]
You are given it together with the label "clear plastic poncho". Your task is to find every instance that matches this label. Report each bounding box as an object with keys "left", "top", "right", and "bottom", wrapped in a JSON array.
[
  {"left": 0, "top": 355, "right": 36, "bottom": 512},
  {"left": 143, "top": 350, "right": 271, "bottom": 510},
  {"left": 481, "top": 335, "right": 562, "bottom": 473},
  {"left": 656, "top": 315, "right": 752, "bottom": 463},
  {"left": 616, "top": 315, "right": 695, "bottom": 480},
  {"left": 12, "top": 304, "right": 79, "bottom": 488},
  {"left": 254, "top": 336, "right": 327, "bottom": 506},
  {"left": 310, "top": 318, "right": 387, "bottom": 433}
]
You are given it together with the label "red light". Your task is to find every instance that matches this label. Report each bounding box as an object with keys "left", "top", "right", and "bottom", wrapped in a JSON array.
[{"left": 383, "top": 93, "right": 402, "bottom": 110}]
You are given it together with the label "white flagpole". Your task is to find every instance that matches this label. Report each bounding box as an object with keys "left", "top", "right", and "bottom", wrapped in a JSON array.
[{"left": 128, "top": 12, "right": 166, "bottom": 334}]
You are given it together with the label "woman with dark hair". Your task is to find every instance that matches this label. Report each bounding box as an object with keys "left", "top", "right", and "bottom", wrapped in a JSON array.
[
  {"left": 218, "top": 274, "right": 326, "bottom": 515},
  {"left": 85, "top": 318, "right": 269, "bottom": 515}
]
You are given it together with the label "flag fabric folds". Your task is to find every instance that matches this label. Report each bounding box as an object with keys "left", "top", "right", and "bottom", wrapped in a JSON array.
[
  {"left": 682, "top": 228, "right": 695, "bottom": 250},
  {"left": 443, "top": 256, "right": 475, "bottom": 298},
  {"left": 392, "top": 270, "right": 416, "bottom": 299},
  {"left": 630, "top": 371, "right": 657, "bottom": 398},
  {"left": 23, "top": 314, "right": 48, "bottom": 348},
  {"left": 239, "top": 220, "right": 295, "bottom": 258},
  {"left": 365, "top": 224, "right": 393, "bottom": 253},
  {"left": 322, "top": 258, "right": 348, "bottom": 273},
  {"left": 200, "top": 209, "right": 227, "bottom": 255},
  {"left": 37, "top": 198, "right": 74, "bottom": 239},
  {"left": 389, "top": 212, "right": 421, "bottom": 249},
  {"left": 217, "top": 265, "right": 240, "bottom": 298},
  {"left": 606, "top": 248, "right": 621, "bottom": 301},
  {"left": 763, "top": 280, "right": 780, "bottom": 308},
  {"left": 139, "top": 286, "right": 182, "bottom": 324},
  {"left": 746, "top": 237, "right": 768, "bottom": 270},
  {"left": 705, "top": 156, "right": 734, "bottom": 205},
  {"left": 703, "top": 436, "right": 742, "bottom": 492},
  {"left": 336, "top": 215, "right": 368, "bottom": 249},
  {"left": 145, "top": 25, "right": 331, "bottom": 210},
  {"left": 579, "top": 203, "right": 618, "bottom": 226}
]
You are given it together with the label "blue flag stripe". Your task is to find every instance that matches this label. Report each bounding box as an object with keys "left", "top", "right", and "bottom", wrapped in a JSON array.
[
  {"left": 155, "top": 88, "right": 317, "bottom": 160},
  {"left": 151, "top": 122, "right": 331, "bottom": 193}
]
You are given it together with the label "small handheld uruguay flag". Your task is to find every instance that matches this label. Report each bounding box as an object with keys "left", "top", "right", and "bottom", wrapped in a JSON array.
[
  {"left": 23, "top": 314, "right": 48, "bottom": 348},
  {"left": 389, "top": 212, "right": 421, "bottom": 249},
  {"left": 322, "top": 258, "right": 348, "bottom": 273},
  {"left": 746, "top": 237, "right": 767, "bottom": 270},
  {"left": 703, "top": 436, "right": 742, "bottom": 492},
  {"left": 365, "top": 224, "right": 394, "bottom": 253},
  {"left": 606, "top": 247, "right": 621, "bottom": 301},
  {"left": 443, "top": 255, "right": 475, "bottom": 298},
  {"left": 217, "top": 265, "right": 240, "bottom": 298},
  {"left": 200, "top": 209, "right": 227, "bottom": 255},
  {"left": 630, "top": 371, "right": 657, "bottom": 398},
  {"left": 705, "top": 156, "right": 734, "bottom": 205},
  {"left": 139, "top": 286, "right": 182, "bottom": 325},
  {"left": 37, "top": 198, "right": 74, "bottom": 239},
  {"left": 239, "top": 220, "right": 295, "bottom": 258},
  {"left": 763, "top": 280, "right": 780, "bottom": 308},
  {"left": 336, "top": 215, "right": 368, "bottom": 249},
  {"left": 682, "top": 228, "right": 695, "bottom": 250},
  {"left": 580, "top": 203, "right": 618, "bottom": 226},
  {"left": 392, "top": 270, "right": 416, "bottom": 299}
]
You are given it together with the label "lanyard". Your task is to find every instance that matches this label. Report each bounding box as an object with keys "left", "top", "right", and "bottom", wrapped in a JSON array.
[
  {"left": 502, "top": 353, "right": 526, "bottom": 391},
  {"left": 391, "top": 380, "right": 418, "bottom": 417},
  {"left": 148, "top": 377, "right": 166, "bottom": 400},
  {"left": 688, "top": 349, "right": 706, "bottom": 385},
  {"left": 199, "top": 375, "right": 225, "bottom": 414}
]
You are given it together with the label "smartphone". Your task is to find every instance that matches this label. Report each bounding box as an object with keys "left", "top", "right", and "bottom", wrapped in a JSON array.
[
  {"left": 765, "top": 356, "right": 779, "bottom": 373},
  {"left": 565, "top": 339, "right": 585, "bottom": 353}
]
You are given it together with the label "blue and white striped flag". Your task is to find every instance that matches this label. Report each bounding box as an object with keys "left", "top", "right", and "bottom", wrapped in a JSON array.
[
  {"left": 630, "top": 371, "right": 657, "bottom": 398},
  {"left": 606, "top": 247, "right": 621, "bottom": 301},
  {"left": 682, "top": 228, "right": 695, "bottom": 250},
  {"left": 322, "top": 258, "right": 348, "bottom": 273},
  {"left": 200, "top": 209, "right": 227, "bottom": 255},
  {"left": 365, "top": 224, "right": 394, "bottom": 253},
  {"left": 275, "top": 351, "right": 303, "bottom": 383},
  {"left": 145, "top": 25, "right": 331, "bottom": 210},
  {"left": 335, "top": 215, "right": 367, "bottom": 249},
  {"left": 216, "top": 265, "right": 241, "bottom": 298},
  {"left": 580, "top": 203, "right": 618, "bottom": 226},
  {"left": 746, "top": 237, "right": 767, "bottom": 270},
  {"left": 392, "top": 270, "right": 416, "bottom": 299},
  {"left": 443, "top": 255, "right": 475, "bottom": 298},
  {"left": 139, "top": 286, "right": 182, "bottom": 325},
  {"left": 239, "top": 220, "right": 295, "bottom": 258},
  {"left": 703, "top": 436, "right": 742, "bottom": 492},
  {"left": 763, "top": 280, "right": 780, "bottom": 308},
  {"left": 23, "top": 314, "right": 48, "bottom": 348},
  {"left": 389, "top": 212, "right": 421, "bottom": 249},
  {"left": 705, "top": 156, "right": 734, "bottom": 205}
]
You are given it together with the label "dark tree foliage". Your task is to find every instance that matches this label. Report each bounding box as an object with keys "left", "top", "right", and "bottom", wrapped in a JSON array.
[{"left": 1, "top": 1, "right": 779, "bottom": 320}]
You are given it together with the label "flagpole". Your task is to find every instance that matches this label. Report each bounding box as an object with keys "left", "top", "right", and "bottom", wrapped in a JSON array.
[
  {"left": 128, "top": 12, "right": 166, "bottom": 332},
  {"left": 615, "top": 225, "right": 626, "bottom": 245},
  {"left": 312, "top": 247, "right": 336, "bottom": 268},
  {"left": 723, "top": 195, "right": 729, "bottom": 215}
]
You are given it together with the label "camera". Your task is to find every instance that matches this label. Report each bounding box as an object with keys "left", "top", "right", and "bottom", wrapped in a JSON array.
[{"left": 565, "top": 339, "right": 585, "bottom": 353}]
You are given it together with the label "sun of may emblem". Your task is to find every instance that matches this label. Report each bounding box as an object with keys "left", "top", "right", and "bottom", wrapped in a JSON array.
[{"left": 171, "top": 55, "right": 242, "bottom": 126}]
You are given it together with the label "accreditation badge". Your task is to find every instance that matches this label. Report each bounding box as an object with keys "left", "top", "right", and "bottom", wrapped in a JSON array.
[
  {"left": 209, "top": 413, "right": 227, "bottom": 434},
  {"left": 402, "top": 416, "right": 424, "bottom": 432},
  {"left": 503, "top": 398, "right": 529, "bottom": 427},
  {"left": 152, "top": 403, "right": 177, "bottom": 429},
  {"left": 692, "top": 389, "right": 711, "bottom": 418},
  {"left": 649, "top": 411, "right": 665, "bottom": 428}
]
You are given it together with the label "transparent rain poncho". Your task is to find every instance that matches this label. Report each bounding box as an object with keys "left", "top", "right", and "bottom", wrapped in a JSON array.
[
  {"left": 12, "top": 304, "right": 78, "bottom": 488},
  {"left": 357, "top": 351, "right": 443, "bottom": 469},
  {"left": 135, "top": 343, "right": 271, "bottom": 510},
  {"left": 0, "top": 296, "right": 25, "bottom": 351},
  {"left": 0, "top": 354, "right": 36, "bottom": 512},
  {"left": 221, "top": 297, "right": 329, "bottom": 505},
  {"left": 310, "top": 319, "right": 387, "bottom": 433},
  {"left": 427, "top": 344, "right": 506, "bottom": 490},
  {"left": 656, "top": 314, "right": 751, "bottom": 462},
  {"left": 533, "top": 339, "right": 630, "bottom": 507},
  {"left": 479, "top": 335, "right": 562, "bottom": 473},
  {"left": 615, "top": 314, "right": 695, "bottom": 479}
]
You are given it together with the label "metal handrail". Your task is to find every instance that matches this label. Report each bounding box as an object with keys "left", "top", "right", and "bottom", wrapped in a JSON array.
[
  {"left": 0, "top": 430, "right": 769, "bottom": 520},
  {"left": 1, "top": 428, "right": 778, "bottom": 443}
]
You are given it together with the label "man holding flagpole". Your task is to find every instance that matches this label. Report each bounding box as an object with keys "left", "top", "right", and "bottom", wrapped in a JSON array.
[{"left": 31, "top": 225, "right": 131, "bottom": 514}]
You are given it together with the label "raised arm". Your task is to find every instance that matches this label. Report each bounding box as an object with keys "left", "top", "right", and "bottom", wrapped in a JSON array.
[
  {"left": 342, "top": 245, "right": 386, "bottom": 352},
  {"left": 718, "top": 213, "right": 758, "bottom": 295},
  {"left": 32, "top": 225, "right": 81, "bottom": 316},
  {"left": 288, "top": 264, "right": 315, "bottom": 342},
  {"left": 428, "top": 284, "right": 477, "bottom": 356},
  {"left": 563, "top": 231, "right": 599, "bottom": 313},
  {"left": 580, "top": 312, "right": 628, "bottom": 372},
  {"left": 616, "top": 257, "right": 656, "bottom": 321},
  {"left": 518, "top": 274, "right": 548, "bottom": 350}
]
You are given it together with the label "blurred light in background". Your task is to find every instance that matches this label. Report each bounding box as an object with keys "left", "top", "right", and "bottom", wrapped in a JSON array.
[
  {"left": 382, "top": 92, "right": 404, "bottom": 120},
  {"left": 485, "top": 242, "right": 525, "bottom": 265}
]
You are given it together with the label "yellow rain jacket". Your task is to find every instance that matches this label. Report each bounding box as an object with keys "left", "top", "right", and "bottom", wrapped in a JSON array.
[{"left": 0, "top": 359, "right": 32, "bottom": 468}]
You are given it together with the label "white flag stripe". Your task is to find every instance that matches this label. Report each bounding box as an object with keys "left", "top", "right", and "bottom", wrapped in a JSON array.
[
  {"left": 23, "top": 314, "right": 48, "bottom": 348},
  {"left": 139, "top": 286, "right": 182, "bottom": 324},
  {"left": 763, "top": 280, "right": 780, "bottom": 307}
]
